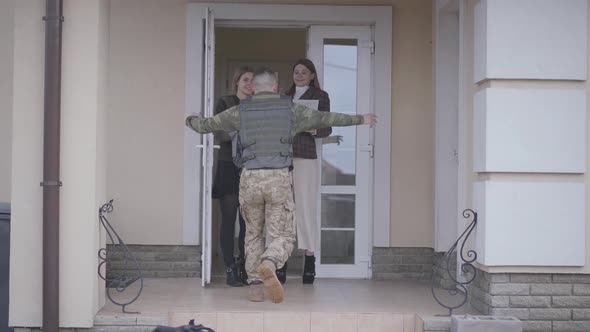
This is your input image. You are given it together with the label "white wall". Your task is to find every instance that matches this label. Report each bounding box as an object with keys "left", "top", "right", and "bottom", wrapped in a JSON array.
[
  {"left": 9, "top": 0, "right": 45, "bottom": 326},
  {"left": 0, "top": 0, "right": 14, "bottom": 203},
  {"left": 389, "top": 0, "right": 434, "bottom": 247},
  {"left": 107, "top": 0, "right": 186, "bottom": 244}
]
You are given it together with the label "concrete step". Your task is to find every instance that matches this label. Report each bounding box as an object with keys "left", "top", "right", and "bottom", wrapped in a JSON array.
[{"left": 94, "top": 311, "right": 427, "bottom": 332}]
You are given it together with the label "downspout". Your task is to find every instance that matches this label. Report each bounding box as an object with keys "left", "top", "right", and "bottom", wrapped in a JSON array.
[{"left": 42, "top": 1, "right": 63, "bottom": 331}]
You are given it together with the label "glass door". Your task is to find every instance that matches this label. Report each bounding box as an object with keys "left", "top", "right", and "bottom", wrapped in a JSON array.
[{"left": 308, "top": 26, "right": 373, "bottom": 278}]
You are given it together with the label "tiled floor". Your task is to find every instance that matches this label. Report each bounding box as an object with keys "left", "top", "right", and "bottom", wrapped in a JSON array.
[{"left": 95, "top": 278, "right": 476, "bottom": 331}]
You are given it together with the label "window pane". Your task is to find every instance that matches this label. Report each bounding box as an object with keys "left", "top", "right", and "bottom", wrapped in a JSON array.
[
  {"left": 322, "top": 41, "right": 357, "bottom": 186},
  {"left": 321, "top": 230, "right": 354, "bottom": 264},
  {"left": 321, "top": 194, "right": 355, "bottom": 228}
]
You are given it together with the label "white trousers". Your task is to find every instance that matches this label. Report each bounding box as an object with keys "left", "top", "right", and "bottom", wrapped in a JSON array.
[{"left": 292, "top": 157, "right": 320, "bottom": 252}]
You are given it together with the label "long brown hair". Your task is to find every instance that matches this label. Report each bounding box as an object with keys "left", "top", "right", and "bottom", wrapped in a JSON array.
[
  {"left": 231, "top": 66, "right": 254, "bottom": 94},
  {"left": 285, "top": 58, "right": 321, "bottom": 96}
]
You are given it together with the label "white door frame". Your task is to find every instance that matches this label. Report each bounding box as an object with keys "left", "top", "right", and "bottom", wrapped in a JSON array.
[
  {"left": 434, "top": 0, "right": 470, "bottom": 280},
  {"left": 184, "top": 3, "right": 392, "bottom": 252},
  {"left": 308, "top": 25, "right": 373, "bottom": 278},
  {"left": 434, "top": 0, "right": 460, "bottom": 252}
]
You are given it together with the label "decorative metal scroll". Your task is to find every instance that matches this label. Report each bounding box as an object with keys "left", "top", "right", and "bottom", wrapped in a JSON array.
[
  {"left": 431, "top": 209, "right": 478, "bottom": 316},
  {"left": 98, "top": 199, "right": 143, "bottom": 314}
]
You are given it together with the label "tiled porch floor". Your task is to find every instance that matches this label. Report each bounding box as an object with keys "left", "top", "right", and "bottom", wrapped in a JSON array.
[{"left": 95, "top": 278, "right": 477, "bottom": 331}]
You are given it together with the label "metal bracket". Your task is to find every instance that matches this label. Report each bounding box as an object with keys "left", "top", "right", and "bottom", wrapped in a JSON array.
[
  {"left": 40, "top": 181, "right": 62, "bottom": 187},
  {"left": 43, "top": 16, "right": 65, "bottom": 22},
  {"left": 359, "top": 40, "right": 375, "bottom": 54}
]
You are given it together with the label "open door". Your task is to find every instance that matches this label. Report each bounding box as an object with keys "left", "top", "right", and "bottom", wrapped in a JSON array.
[
  {"left": 308, "top": 25, "right": 373, "bottom": 278},
  {"left": 199, "top": 8, "right": 215, "bottom": 286}
]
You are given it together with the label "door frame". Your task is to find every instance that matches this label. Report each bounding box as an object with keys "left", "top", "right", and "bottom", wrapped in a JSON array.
[
  {"left": 309, "top": 25, "right": 373, "bottom": 278},
  {"left": 183, "top": 3, "right": 392, "bottom": 255}
]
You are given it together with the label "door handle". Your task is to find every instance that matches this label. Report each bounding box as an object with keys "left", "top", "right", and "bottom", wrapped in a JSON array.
[
  {"left": 359, "top": 144, "right": 374, "bottom": 158},
  {"left": 194, "top": 144, "right": 220, "bottom": 149},
  {"left": 195, "top": 144, "right": 221, "bottom": 167}
]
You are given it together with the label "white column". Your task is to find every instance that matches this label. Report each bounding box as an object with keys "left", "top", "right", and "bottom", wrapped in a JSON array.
[
  {"left": 9, "top": 0, "right": 108, "bottom": 327},
  {"left": 9, "top": 0, "right": 45, "bottom": 326},
  {"left": 472, "top": 0, "right": 587, "bottom": 267},
  {"left": 0, "top": 0, "right": 14, "bottom": 203},
  {"left": 60, "top": 0, "right": 108, "bottom": 327}
]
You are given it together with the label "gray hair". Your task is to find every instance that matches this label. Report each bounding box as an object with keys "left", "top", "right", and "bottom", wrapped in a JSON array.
[{"left": 253, "top": 67, "right": 277, "bottom": 92}]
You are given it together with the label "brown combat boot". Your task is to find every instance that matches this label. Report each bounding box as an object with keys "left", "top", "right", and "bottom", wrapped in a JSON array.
[
  {"left": 248, "top": 281, "right": 264, "bottom": 302},
  {"left": 256, "top": 259, "right": 284, "bottom": 304}
]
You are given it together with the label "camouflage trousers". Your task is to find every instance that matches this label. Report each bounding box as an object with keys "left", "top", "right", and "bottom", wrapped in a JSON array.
[{"left": 239, "top": 168, "right": 296, "bottom": 282}]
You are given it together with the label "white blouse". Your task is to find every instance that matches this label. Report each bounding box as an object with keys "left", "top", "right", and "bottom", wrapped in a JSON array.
[{"left": 293, "top": 85, "right": 310, "bottom": 101}]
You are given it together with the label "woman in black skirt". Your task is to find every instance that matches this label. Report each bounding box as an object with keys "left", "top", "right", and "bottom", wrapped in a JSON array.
[{"left": 212, "top": 66, "right": 254, "bottom": 286}]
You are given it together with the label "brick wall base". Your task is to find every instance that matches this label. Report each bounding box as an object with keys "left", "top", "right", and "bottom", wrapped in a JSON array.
[
  {"left": 372, "top": 247, "right": 434, "bottom": 280},
  {"left": 106, "top": 244, "right": 200, "bottom": 279},
  {"left": 469, "top": 267, "right": 590, "bottom": 332}
]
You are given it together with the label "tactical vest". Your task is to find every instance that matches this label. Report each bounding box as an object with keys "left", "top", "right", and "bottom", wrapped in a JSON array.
[{"left": 234, "top": 95, "right": 293, "bottom": 169}]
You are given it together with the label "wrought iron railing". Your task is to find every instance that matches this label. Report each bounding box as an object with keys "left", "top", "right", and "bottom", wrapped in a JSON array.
[
  {"left": 431, "top": 209, "right": 478, "bottom": 316},
  {"left": 98, "top": 199, "right": 143, "bottom": 314}
]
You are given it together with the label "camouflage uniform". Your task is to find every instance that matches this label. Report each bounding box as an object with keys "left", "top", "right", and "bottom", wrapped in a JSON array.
[
  {"left": 186, "top": 92, "right": 363, "bottom": 281},
  {"left": 239, "top": 168, "right": 295, "bottom": 280}
]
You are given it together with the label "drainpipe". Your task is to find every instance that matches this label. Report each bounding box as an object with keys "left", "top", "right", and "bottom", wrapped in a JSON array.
[{"left": 42, "top": 1, "right": 63, "bottom": 331}]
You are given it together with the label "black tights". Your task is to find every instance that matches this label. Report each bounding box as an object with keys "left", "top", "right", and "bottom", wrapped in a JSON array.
[{"left": 219, "top": 194, "right": 246, "bottom": 267}]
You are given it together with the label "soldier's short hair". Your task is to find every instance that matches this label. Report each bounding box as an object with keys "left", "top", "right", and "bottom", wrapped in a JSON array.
[{"left": 253, "top": 67, "right": 278, "bottom": 92}]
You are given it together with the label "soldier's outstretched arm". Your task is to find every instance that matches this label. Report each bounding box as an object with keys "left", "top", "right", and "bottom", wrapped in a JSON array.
[
  {"left": 293, "top": 104, "right": 377, "bottom": 133},
  {"left": 185, "top": 106, "right": 240, "bottom": 134}
]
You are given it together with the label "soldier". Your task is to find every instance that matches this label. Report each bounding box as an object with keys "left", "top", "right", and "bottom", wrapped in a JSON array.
[{"left": 186, "top": 67, "right": 377, "bottom": 304}]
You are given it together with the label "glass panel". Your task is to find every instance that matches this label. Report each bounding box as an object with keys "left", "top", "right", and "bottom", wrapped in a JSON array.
[
  {"left": 321, "top": 230, "right": 354, "bottom": 264},
  {"left": 322, "top": 40, "right": 358, "bottom": 186},
  {"left": 321, "top": 194, "right": 355, "bottom": 228}
]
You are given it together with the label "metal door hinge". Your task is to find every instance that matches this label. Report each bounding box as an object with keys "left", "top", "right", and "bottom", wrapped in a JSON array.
[
  {"left": 360, "top": 144, "right": 374, "bottom": 158},
  {"left": 359, "top": 41, "right": 375, "bottom": 54},
  {"left": 359, "top": 255, "right": 372, "bottom": 268}
]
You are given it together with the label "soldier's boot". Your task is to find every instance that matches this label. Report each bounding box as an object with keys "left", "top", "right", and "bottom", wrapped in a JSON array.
[
  {"left": 248, "top": 281, "right": 264, "bottom": 302},
  {"left": 256, "top": 259, "right": 284, "bottom": 304},
  {"left": 302, "top": 255, "right": 316, "bottom": 284},
  {"left": 226, "top": 264, "right": 243, "bottom": 287},
  {"left": 276, "top": 261, "right": 288, "bottom": 284},
  {"left": 237, "top": 256, "right": 248, "bottom": 285}
]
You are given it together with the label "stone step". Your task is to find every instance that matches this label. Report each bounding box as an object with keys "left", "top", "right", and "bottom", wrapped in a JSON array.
[{"left": 94, "top": 311, "right": 427, "bottom": 332}]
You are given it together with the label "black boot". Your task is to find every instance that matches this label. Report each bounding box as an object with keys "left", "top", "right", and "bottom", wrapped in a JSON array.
[
  {"left": 276, "top": 261, "right": 288, "bottom": 284},
  {"left": 226, "top": 264, "right": 243, "bottom": 287},
  {"left": 237, "top": 257, "right": 248, "bottom": 285},
  {"left": 302, "top": 255, "right": 315, "bottom": 284}
]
